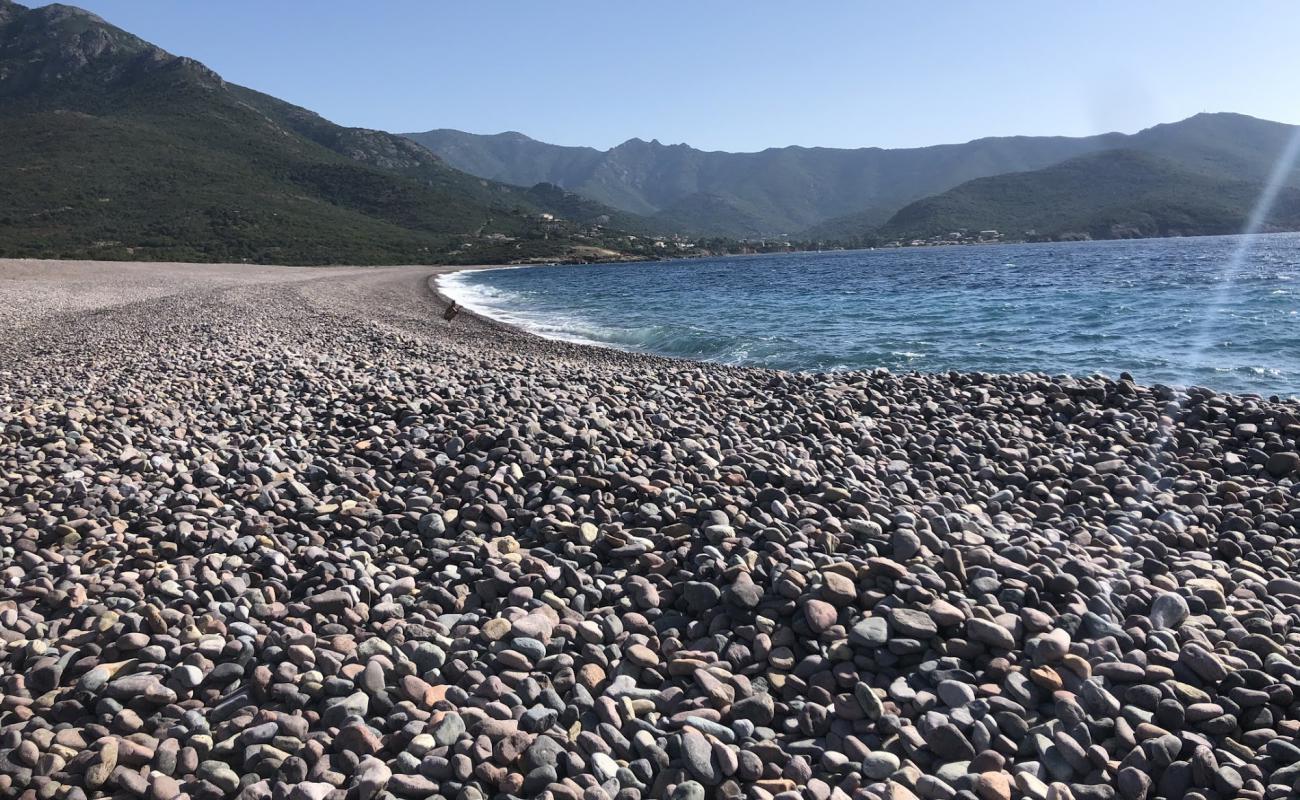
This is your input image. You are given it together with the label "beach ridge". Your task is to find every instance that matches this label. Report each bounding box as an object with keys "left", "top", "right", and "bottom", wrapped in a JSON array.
[{"left": 1, "top": 259, "right": 1298, "bottom": 799}]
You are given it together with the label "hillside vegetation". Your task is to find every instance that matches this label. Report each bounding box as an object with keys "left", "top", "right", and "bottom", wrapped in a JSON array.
[
  {"left": 7, "top": 0, "right": 1300, "bottom": 262},
  {"left": 877, "top": 150, "right": 1300, "bottom": 242},
  {"left": 409, "top": 115, "right": 1300, "bottom": 241},
  {"left": 0, "top": 0, "right": 639, "bottom": 264}
]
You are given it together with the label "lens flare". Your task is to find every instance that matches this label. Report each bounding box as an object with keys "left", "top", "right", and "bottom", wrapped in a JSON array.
[
  {"left": 1118, "top": 128, "right": 1300, "bottom": 605},
  {"left": 1179, "top": 126, "right": 1300, "bottom": 385}
]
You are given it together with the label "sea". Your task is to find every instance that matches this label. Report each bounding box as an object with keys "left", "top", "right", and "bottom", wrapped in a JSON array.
[{"left": 439, "top": 233, "right": 1300, "bottom": 398}]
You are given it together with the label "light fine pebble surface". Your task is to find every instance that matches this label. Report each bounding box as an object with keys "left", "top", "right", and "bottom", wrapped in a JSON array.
[{"left": 1, "top": 259, "right": 1300, "bottom": 800}]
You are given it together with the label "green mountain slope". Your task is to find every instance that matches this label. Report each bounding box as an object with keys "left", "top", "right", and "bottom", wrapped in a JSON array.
[
  {"left": 647, "top": 193, "right": 772, "bottom": 238},
  {"left": 407, "top": 114, "right": 1300, "bottom": 240},
  {"left": 520, "top": 183, "right": 651, "bottom": 234},
  {"left": 0, "top": 1, "right": 637, "bottom": 264},
  {"left": 404, "top": 129, "right": 607, "bottom": 193},
  {"left": 407, "top": 128, "right": 1130, "bottom": 237},
  {"left": 1129, "top": 112, "right": 1300, "bottom": 184},
  {"left": 878, "top": 149, "right": 1300, "bottom": 241}
]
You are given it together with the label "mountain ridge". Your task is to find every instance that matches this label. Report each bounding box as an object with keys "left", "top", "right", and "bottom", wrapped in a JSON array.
[
  {"left": 6, "top": 0, "right": 1300, "bottom": 258},
  {"left": 0, "top": 0, "right": 645, "bottom": 264},
  {"left": 406, "top": 113, "right": 1300, "bottom": 239},
  {"left": 876, "top": 148, "right": 1300, "bottom": 242}
]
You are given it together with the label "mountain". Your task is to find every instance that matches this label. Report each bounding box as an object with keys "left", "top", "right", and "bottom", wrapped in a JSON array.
[
  {"left": 877, "top": 149, "right": 1300, "bottom": 241},
  {"left": 519, "top": 182, "right": 650, "bottom": 235},
  {"left": 406, "top": 128, "right": 1124, "bottom": 237},
  {"left": 409, "top": 130, "right": 607, "bottom": 194},
  {"left": 0, "top": 1, "right": 638, "bottom": 264},
  {"left": 9, "top": 1, "right": 1297, "bottom": 260},
  {"left": 407, "top": 114, "right": 1300, "bottom": 240},
  {"left": 647, "top": 193, "right": 773, "bottom": 238}
]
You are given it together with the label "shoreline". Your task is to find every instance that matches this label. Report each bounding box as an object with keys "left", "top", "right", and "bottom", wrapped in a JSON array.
[
  {"left": 1, "top": 259, "right": 1299, "bottom": 800},
  {"left": 428, "top": 262, "right": 736, "bottom": 373},
  {"left": 431, "top": 258, "right": 1299, "bottom": 402}
]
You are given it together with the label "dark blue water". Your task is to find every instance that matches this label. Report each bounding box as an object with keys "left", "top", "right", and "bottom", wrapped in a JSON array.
[{"left": 441, "top": 234, "right": 1300, "bottom": 397}]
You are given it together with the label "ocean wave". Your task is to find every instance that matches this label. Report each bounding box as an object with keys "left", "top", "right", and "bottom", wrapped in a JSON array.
[
  {"left": 439, "top": 271, "right": 628, "bottom": 349},
  {"left": 440, "top": 270, "right": 774, "bottom": 362},
  {"left": 436, "top": 237, "right": 1300, "bottom": 395}
]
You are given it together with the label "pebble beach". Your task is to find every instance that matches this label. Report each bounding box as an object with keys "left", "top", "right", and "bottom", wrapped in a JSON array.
[{"left": 2, "top": 259, "right": 1300, "bottom": 800}]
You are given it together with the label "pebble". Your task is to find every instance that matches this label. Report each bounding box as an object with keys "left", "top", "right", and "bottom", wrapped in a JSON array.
[
  {"left": 967, "top": 618, "right": 1016, "bottom": 650},
  {"left": 850, "top": 616, "right": 889, "bottom": 647},
  {"left": 929, "top": 724, "right": 976, "bottom": 761},
  {"left": 1149, "top": 593, "right": 1189, "bottom": 630},
  {"left": 0, "top": 262, "right": 1298, "bottom": 800},
  {"left": 889, "top": 608, "right": 938, "bottom": 639},
  {"left": 863, "top": 751, "right": 901, "bottom": 780},
  {"left": 680, "top": 730, "right": 719, "bottom": 785}
]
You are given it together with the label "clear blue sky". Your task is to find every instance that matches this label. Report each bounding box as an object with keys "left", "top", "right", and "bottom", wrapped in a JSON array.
[{"left": 46, "top": 0, "right": 1300, "bottom": 152}]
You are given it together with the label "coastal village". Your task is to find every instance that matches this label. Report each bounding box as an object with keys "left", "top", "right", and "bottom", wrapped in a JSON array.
[
  {"left": 893, "top": 229, "right": 1007, "bottom": 247},
  {"left": 470, "top": 205, "right": 1029, "bottom": 265}
]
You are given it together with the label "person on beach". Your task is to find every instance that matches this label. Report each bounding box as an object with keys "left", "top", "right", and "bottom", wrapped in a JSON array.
[{"left": 443, "top": 301, "right": 461, "bottom": 323}]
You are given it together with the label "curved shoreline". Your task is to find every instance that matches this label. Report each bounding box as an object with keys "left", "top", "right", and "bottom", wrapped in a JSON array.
[
  {"left": 432, "top": 264, "right": 627, "bottom": 353},
  {"left": 428, "top": 264, "right": 752, "bottom": 372},
  {"left": 429, "top": 265, "right": 556, "bottom": 337},
  {"left": 427, "top": 265, "right": 542, "bottom": 341},
  {"left": 432, "top": 262, "right": 1300, "bottom": 401}
]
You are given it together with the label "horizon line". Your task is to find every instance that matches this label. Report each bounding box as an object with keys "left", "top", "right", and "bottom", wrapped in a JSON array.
[{"left": 403, "top": 111, "right": 1282, "bottom": 157}]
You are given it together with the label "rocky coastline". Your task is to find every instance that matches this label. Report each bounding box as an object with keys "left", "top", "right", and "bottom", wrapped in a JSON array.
[{"left": 1, "top": 259, "right": 1299, "bottom": 800}]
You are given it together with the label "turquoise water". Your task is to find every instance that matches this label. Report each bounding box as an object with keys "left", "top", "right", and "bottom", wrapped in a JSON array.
[{"left": 440, "top": 234, "right": 1300, "bottom": 397}]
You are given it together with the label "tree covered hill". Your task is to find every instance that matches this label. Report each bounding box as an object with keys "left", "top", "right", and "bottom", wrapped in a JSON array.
[
  {"left": 409, "top": 114, "right": 1300, "bottom": 242},
  {"left": 7, "top": 0, "right": 1298, "bottom": 262},
  {"left": 876, "top": 149, "right": 1300, "bottom": 242},
  {"left": 406, "top": 127, "right": 1127, "bottom": 238},
  {"left": 0, "top": 0, "right": 641, "bottom": 265}
]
